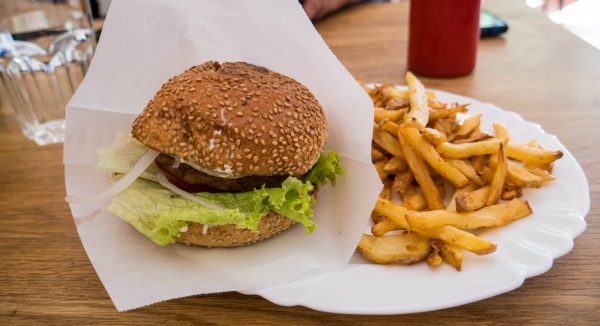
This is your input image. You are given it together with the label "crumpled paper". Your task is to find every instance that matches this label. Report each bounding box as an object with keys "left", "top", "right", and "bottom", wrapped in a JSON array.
[{"left": 64, "top": 0, "right": 380, "bottom": 311}]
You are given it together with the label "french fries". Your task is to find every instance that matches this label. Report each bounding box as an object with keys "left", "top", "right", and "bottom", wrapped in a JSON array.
[
  {"left": 436, "top": 139, "right": 501, "bottom": 159},
  {"left": 374, "top": 107, "right": 404, "bottom": 123},
  {"left": 440, "top": 244, "right": 464, "bottom": 271},
  {"left": 401, "top": 126, "right": 470, "bottom": 188},
  {"left": 404, "top": 72, "right": 429, "bottom": 127},
  {"left": 452, "top": 114, "right": 481, "bottom": 139},
  {"left": 447, "top": 184, "right": 477, "bottom": 212},
  {"left": 456, "top": 186, "right": 490, "bottom": 212},
  {"left": 506, "top": 160, "right": 544, "bottom": 188},
  {"left": 373, "top": 127, "right": 404, "bottom": 157},
  {"left": 447, "top": 159, "right": 483, "bottom": 186},
  {"left": 400, "top": 185, "right": 427, "bottom": 211},
  {"left": 372, "top": 218, "right": 400, "bottom": 236},
  {"left": 493, "top": 122, "right": 510, "bottom": 143},
  {"left": 359, "top": 75, "right": 561, "bottom": 270},
  {"left": 422, "top": 127, "right": 447, "bottom": 145},
  {"left": 429, "top": 104, "right": 468, "bottom": 120},
  {"left": 397, "top": 129, "right": 445, "bottom": 210},
  {"left": 506, "top": 143, "right": 563, "bottom": 165},
  {"left": 392, "top": 169, "right": 414, "bottom": 193},
  {"left": 383, "top": 156, "right": 408, "bottom": 173},
  {"left": 431, "top": 226, "right": 497, "bottom": 255},
  {"left": 406, "top": 199, "right": 532, "bottom": 230},
  {"left": 358, "top": 234, "right": 431, "bottom": 264},
  {"left": 374, "top": 199, "right": 497, "bottom": 255},
  {"left": 487, "top": 144, "right": 507, "bottom": 205}
]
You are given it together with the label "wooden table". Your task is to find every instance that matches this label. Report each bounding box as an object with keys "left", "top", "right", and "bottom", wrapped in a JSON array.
[{"left": 1, "top": 0, "right": 598, "bottom": 323}]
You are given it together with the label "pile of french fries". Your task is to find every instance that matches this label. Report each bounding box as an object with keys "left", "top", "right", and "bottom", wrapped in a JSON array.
[{"left": 357, "top": 72, "right": 563, "bottom": 271}]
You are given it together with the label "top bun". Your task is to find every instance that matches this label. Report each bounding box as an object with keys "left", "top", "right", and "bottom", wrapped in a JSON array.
[{"left": 132, "top": 61, "right": 328, "bottom": 178}]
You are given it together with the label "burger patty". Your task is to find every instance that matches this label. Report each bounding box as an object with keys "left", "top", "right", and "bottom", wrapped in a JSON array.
[{"left": 155, "top": 154, "right": 290, "bottom": 192}]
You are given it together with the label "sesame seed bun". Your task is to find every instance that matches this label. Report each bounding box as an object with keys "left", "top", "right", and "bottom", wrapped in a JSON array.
[
  {"left": 132, "top": 61, "right": 328, "bottom": 178},
  {"left": 176, "top": 211, "right": 297, "bottom": 247}
]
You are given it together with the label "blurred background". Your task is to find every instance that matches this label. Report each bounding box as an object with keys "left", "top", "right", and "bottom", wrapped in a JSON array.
[
  {"left": 1, "top": 0, "right": 598, "bottom": 145},
  {"left": 91, "top": 0, "right": 600, "bottom": 50}
]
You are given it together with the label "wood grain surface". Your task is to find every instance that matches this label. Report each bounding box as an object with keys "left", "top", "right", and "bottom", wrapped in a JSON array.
[{"left": 1, "top": 0, "right": 598, "bottom": 324}]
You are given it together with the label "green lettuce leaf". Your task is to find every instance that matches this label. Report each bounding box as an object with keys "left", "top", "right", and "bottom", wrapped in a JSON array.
[
  {"left": 96, "top": 133, "right": 159, "bottom": 181},
  {"left": 304, "top": 150, "right": 344, "bottom": 188},
  {"left": 107, "top": 176, "right": 315, "bottom": 246},
  {"left": 98, "top": 135, "right": 342, "bottom": 246}
]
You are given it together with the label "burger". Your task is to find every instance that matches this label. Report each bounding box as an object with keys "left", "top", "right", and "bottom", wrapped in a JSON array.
[{"left": 88, "top": 61, "right": 343, "bottom": 247}]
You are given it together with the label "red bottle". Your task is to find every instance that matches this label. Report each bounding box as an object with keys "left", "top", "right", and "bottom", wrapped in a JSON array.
[{"left": 408, "top": 0, "right": 482, "bottom": 78}]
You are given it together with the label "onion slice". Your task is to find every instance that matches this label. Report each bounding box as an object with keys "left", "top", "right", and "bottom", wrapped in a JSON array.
[
  {"left": 67, "top": 149, "right": 160, "bottom": 204},
  {"left": 156, "top": 173, "right": 226, "bottom": 210}
]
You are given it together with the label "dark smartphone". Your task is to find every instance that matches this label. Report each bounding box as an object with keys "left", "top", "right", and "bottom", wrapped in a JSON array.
[{"left": 480, "top": 10, "right": 509, "bottom": 37}]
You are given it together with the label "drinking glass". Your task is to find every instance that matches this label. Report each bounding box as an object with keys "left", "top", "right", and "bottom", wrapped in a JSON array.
[{"left": 0, "top": 0, "right": 96, "bottom": 145}]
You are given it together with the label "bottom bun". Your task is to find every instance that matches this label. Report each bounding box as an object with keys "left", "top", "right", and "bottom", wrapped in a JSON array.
[{"left": 176, "top": 212, "right": 297, "bottom": 247}]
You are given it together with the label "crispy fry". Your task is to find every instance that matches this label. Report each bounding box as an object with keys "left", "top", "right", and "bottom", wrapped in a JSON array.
[
  {"left": 452, "top": 130, "right": 490, "bottom": 144},
  {"left": 525, "top": 140, "right": 553, "bottom": 173},
  {"left": 406, "top": 198, "right": 533, "bottom": 230},
  {"left": 435, "top": 179, "right": 445, "bottom": 199},
  {"left": 433, "top": 226, "right": 496, "bottom": 255},
  {"left": 526, "top": 166, "right": 556, "bottom": 183},
  {"left": 383, "top": 156, "right": 408, "bottom": 173},
  {"left": 456, "top": 186, "right": 490, "bottom": 212},
  {"left": 392, "top": 169, "right": 414, "bottom": 193},
  {"left": 506, "top": 143, "right": 563, "bottom": 165},
  {"left": 501, "top": 184, "right": 523, "bottom": 200},
  {"left": 400, "top": 185, "right": 427, "bottom": 211},
  {"left": 374, "top": 108, "right": 404, "bottom": 123},
  {"left": 386, "top": 97, "right": 410, "bottom": 110},
  {"left": 493, "top": 122, "right": 510, "bottom": 143},
  {"left": 421, "top": 127, "right": 448, "bottom": 145},
  {"left": 480, "top": 166, "right": 495, "bottom": 184},
  {"left": 373, "top": 127, "right": 404, "bottom": 157},
  {"left": 427, "top": 250, "right": 443, "bottom": 267},
  {"left": 374, "top": 158, "right": 390, "bottom": 180},
  {"left": 372, "top": 217, "right": 400, "bottom": 236},
  {"left": 404, "top": 72, "right": 430, "bottom": 127},
  {"left": 431, "top": 117, "right": 457, "bottom": 136},
  {"left": 507, "top": 160, "right": 544, "bottom": 188},
  {"left": 428, "top": 98, "right": 448, "bottom": 110},
  {"left": 453, "top": 114, "right": 481, "bottom": 139},
  {"left": 357, "top": 233, "right": 431, "bottom": 265},
  {"left": 487, "top": 144, "right": 507, "bottom": 205},
  {"left": 380, "top": 120, "right": 400, "bottom": 135},
  {"left": 379, "top": 179, "right": 392, "bottom": 200},
  {"left": 374, "top": 198, "right": 410, "bottom": 229},
  {"left": 428, "top": 104, "right": 468, "bottom": 120},
  {"left": 436, "top": 139, "right": 501, "bottom": 159},
  {"left": 447, "top": 159, "right": 483, "bottom": 186},
  {"left": 440, "top": 244, "right": 464, "bottom": 271},
  {"left": 381, "top": 85, "right": 405, "bottom": 101},
  {"left": 375, "top": 199, "right": 496, "bottom": 255},
  {"left": 470, "top": 155, "right": 487, "bottom": 174},
  {"left": 371, "top": 180, "right": 392, "bottom": 223},
  {"left": 397, "top": 128, "right": 445, "bottom": 209},
  {"left": 371, "top": 147, "right": 385, "bottom": 162},
  {"left": 401, "top": 126, "right": 470, "bottom": 188},
  {"left": 447, "top": 184, "right": 477, "bottom": 212}
]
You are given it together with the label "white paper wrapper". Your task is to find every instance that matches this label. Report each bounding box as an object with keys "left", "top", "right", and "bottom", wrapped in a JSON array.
[{"left": 64, "top": 0, "right": 380, "bottom": 311}]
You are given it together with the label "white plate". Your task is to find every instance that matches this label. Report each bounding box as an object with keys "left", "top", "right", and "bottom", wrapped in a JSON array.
[{"left": 242, "top": 88, "right": 590, "bottom": 314}]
